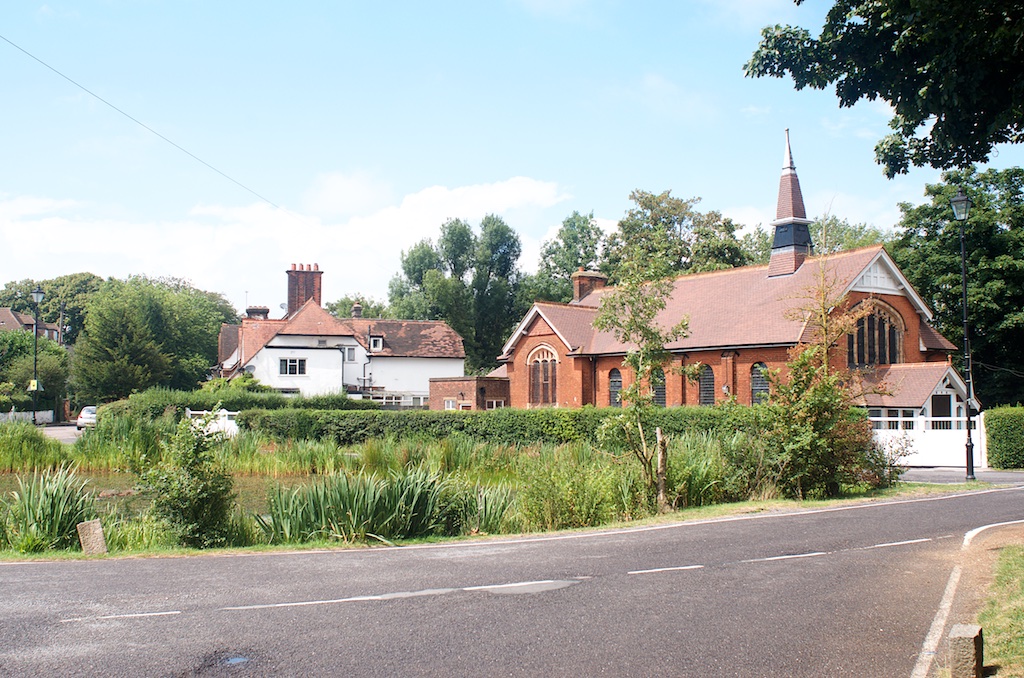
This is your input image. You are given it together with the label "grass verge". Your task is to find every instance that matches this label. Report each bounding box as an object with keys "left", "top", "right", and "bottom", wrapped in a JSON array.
[{"left": 978, "top": 545, "right": 1024, "bottom": 676}]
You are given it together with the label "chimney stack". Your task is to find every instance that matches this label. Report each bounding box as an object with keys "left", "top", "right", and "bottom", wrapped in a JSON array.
[
  {"left": 351, "top": 302, "right": 363, "bottom": 318},
  {"left": 286, "top": 263, "right": 323, "bottom": 315},
  {"left": 571, "top": 268, "right": 608, "bottom": 303},
  {"left": 245, "top": 306, "right": 270, "bottom": 320}
]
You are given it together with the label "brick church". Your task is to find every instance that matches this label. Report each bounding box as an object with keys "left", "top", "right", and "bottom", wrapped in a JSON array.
[{"left": 490, "top": 134, "right": 963, "bottom": 417}]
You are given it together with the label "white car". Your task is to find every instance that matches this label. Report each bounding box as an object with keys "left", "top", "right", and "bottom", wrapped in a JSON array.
[{"left": 76, "top": 406, "right": 97, "bottom": 430}]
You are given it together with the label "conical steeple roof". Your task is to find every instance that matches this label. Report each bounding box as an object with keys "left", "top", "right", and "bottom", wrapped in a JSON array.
[
  {"left": 767, "top": 130, "right": 813, "bottom": 277},
  {"left": 772, "top": 129, "right": 811, "bottom": 225}
]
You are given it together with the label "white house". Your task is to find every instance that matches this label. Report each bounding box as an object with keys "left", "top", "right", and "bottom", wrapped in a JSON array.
[{"left": 217, "top": 264, "right": 465, "bottom": 407}]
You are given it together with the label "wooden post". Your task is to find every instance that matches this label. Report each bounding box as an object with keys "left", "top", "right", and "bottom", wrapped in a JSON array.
[{"left": 656, "top": 427, "right": 668, "bottom": 512}]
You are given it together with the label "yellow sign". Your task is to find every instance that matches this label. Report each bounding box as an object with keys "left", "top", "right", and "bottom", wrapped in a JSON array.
[{"left": 27, "top": 379, "right": 42, "bottom": 392}]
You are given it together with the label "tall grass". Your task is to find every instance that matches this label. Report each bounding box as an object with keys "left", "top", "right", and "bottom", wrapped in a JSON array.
[
  {"left": 1, "top": 467, "right": 96, "bottom": 552},
  {"left": 257, "top": 468, "right": 445, "bottom": 544},
  {"left": 0, "top": 422, "right": 70, "bottom": 472}
]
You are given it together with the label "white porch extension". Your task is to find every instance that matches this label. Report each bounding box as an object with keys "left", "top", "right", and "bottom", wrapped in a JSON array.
[{"left": 871, "top": 411, "right": 987, "bottom": 469}]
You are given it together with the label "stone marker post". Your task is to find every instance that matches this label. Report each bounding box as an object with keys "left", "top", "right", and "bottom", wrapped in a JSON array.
[
  {"left": 76, "top": 519, "right": 107, "bottom": 555},
  {"left": 949, "top": 623, "right": 983, "bottom": 678}
]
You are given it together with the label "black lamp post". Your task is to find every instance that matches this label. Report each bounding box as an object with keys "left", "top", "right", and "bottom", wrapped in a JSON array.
[
  {"left": 950, "top": 188, "right": 975, "bottom": 481},
  {"left": 30, "top": 285, "right": 45, "bottom": 425}
]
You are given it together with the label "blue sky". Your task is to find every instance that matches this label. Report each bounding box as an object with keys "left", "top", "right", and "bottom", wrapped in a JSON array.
[{"left": 3, "top": 1, "right": 1022, "bottom": 314}]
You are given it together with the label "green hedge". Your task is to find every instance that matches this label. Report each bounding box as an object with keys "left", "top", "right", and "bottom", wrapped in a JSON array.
[
  {"left": 110, "top": 388, "right": 380, "bottom": 421},
  {"left": 986, "top": 407, "right": 1024, "bottom": 469},
  {"left": 237, "top": 404, "right": 774, "bottom": 446}
]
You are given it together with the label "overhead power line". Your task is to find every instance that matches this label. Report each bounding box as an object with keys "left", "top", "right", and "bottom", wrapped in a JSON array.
[{"left": 0, "top": 32, "right": 281, "bottom": 210}]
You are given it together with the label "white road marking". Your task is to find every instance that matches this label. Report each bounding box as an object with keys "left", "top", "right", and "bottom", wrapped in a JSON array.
[
  {"left": 860, "top": 538, "right": 932, "bottom": 550},
  {"left": 962, "top": 519, "right": 1024, "bottom": 549},
  {"left": 628, "top": 565, "right": 704, "bottom": 575},
  {"left": 463, "top": 580, "right": 556, "bottom": 591},
  {"left": 60, "top": 610, "right": 181, "bottom": 623},
  {"left": 224, "top": 580, "right": 571, "bottom": 611},
  {"left": 741, "top": 551, "right": 828, "bottom": 563},
  {"left": 911, "top": 565, "right": 961, "bottom": 678}
]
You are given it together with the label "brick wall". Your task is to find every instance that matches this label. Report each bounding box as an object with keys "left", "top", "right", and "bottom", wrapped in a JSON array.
[{"left": 429, "top": 377, "right": 510, "bottom": 411}]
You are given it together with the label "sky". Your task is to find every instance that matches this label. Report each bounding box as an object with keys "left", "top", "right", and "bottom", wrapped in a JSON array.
[{"left": 3, "top": 1, "right": 1022, "bottom": 316}]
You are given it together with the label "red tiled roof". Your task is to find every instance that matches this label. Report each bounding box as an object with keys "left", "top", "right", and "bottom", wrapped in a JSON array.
[
  {"left": 238, "top": 300, "right": 465, "bottom": 366},
  {"left": 919, "top": 322, "right": 958, "bottom": 352},
  {"left": 857, "top": 363, "right": 962, "bottom": 409},
  {"left": 573, "top": 246, "right": 885, "bottom": 354}
]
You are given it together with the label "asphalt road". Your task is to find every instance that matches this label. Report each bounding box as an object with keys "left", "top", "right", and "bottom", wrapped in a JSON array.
[{"left": 3, "top": 485, "right": 1023, "bottom": 677}]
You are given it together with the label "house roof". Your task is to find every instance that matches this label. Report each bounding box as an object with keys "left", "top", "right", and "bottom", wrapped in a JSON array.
[
  {"left": 500, "top": 245, "right": 953, "bottom": 359},
  {"left": 232, "top": 300, "right": 465, "bottom": 369},
  {"left": 0, "top": 307, "right": 59, "bottom": 337},
  {"left": 0, "top": 307, "right": 29, "bottom": 332},
  {"left": 857, "top": 362, "right": 966, "bottom": 409}
]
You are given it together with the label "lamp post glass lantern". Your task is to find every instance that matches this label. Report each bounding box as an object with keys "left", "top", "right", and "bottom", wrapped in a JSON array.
[
  {"left": 950, "top": 188, "right": 975, "bottom": 480},
  {"left": 30, "top": 285, "right": 44, "bottom": 425}
]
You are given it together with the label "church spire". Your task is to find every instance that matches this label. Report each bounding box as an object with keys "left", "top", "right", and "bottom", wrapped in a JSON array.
[{"left": 768, "top": 129, "right": 814, "bottom": 277}]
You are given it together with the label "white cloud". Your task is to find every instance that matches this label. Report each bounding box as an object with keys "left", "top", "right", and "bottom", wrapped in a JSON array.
[{"left": 0, "top": 176, "right": 570, "bottom": 315}]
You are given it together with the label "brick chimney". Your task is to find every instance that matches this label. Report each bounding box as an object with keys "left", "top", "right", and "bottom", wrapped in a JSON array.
[
  {"left": 571, "top": 268, "right": 608, "bottom": 303},
  {"left": 245, "top": 306, "right": 270, "bottom": 320},
  {"left": 767, "top": 130, "right": 814, "bottom": 277},
  {"left": 286, "top": 263, "right": 323, "bottom": 315},
  {"left": 351, "top": 302, "right": 363, "bottom": 318}
]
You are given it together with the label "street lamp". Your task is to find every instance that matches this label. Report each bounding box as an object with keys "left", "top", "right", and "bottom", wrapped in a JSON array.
[
  {"left": 950, "top": 188, "right": 975, "bottom": 481},
  {"left": 29, "top": 285, "right": 45, "bottom": 425}
]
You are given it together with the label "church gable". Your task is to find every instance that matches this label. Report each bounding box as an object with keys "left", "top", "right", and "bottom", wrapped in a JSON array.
[{"left": 846, "top": 250, "right": 932, "bottom": 321}]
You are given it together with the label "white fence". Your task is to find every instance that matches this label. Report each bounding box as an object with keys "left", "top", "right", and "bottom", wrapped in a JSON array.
[
  {"left": 0, "top": 410, "right": 54, "bottom": 425},
  {"left": 184, "top": 408, "right": 240, "bottom": 437},
  {"left": 871, "top": 412, "right": 987, "bottom": 468}
]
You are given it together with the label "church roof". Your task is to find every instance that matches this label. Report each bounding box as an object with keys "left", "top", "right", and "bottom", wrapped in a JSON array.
[{"left": 500, "top": 246, "right": 952, "bottom": 359}]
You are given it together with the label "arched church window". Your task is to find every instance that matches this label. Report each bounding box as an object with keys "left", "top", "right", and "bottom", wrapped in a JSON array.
[
  {"left": 609, "top": 368, "right": 622, "bottom": 407},
  {"left": 847, "top": 303, "right": 905, "bottom": 367},
  {"left": 699, "top": 364, "right": 715, "bottom": 406},
  {"left": 529, "top": 346, "right": 558, "bottom": 406},
  {"left": 751, "top": 362, "right": 769, "bottom": 404},
  {"left": 652, "top": 367, "right": 666, "bottom": 407}
]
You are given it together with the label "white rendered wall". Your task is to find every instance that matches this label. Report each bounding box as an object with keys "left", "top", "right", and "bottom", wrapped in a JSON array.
[
  {"left": 247, "top": 338, "right": 464, "bottom": 397},
  {"left": 368, "top": 357, "right": 465, "bottom": 396}
]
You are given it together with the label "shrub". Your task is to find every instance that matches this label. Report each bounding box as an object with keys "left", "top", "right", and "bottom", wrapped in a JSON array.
[
  {"left": 239, "top": 405, "right": 769, "bottom": 447},
  {"left": 986, "top": 407, "right": 1024, "bottom": 469},
  {"left": 138, "top": 414, "right": 236, "bottom": 549},
  {"left": 512, "top": 445, "right": 624, "bottom": 531},
  {"left": 1, "top": 467, "right": 96, "bottom": 552},
  {"left": 667, "top": 431, "right": 731, "bottom": 508}
]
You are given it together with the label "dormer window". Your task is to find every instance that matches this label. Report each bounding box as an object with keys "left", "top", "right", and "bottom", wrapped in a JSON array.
[{"left": 370, "top": 336, "right": 383, "bottom": 352}]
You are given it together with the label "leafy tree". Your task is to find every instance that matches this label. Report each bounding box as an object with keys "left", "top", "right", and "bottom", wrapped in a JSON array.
[
  {"left": 326, "top": 294, "right": 389, "bottom": 319},
  {"left": 8, "top": 352, "right": 69, "bottom": 412},
  {"left": 0, "top": 273, "right": 103, "bottom": 345},
  {"left": 523, "top": 211, "right": 605, "bottom": 303},
  {"left": 594, "top": 243, "right": 689, "bottom": 511},
  {"left": 472, "top": 215, "right": 523, "bottom": 370},
  {"left": 765, "top": 253, "right": 878, "bottom": 498},
  {"left": 601, "top": 190, "right": 748, "bottom": 282},
  {"left": 888, "top": 166, "right": 1024, "bottom": 406},
  {"left": 71, "top": 276, "right": 237, "bottom": 402},
  {"left": 0, "top": 331, "right": 68, "bottom": 409},
  {"left": 745, "top": 1, "right": 1024, "bottom": 177},
  {"left": 388, "top": 215, "right": 524, "bottom": 371}
]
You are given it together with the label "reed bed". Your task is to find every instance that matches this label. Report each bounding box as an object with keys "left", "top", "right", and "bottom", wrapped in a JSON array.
[{"left": 0, "top": 418, "right": 793, "bottom": 553}]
